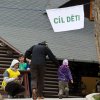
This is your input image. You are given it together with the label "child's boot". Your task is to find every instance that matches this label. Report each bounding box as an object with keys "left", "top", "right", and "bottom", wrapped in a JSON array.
[
  {"left": 58, "top": 89, "right": 63, "bottom": 99},
  {"left": 65, "top": 87, "right": 69, "bottom": 97}
]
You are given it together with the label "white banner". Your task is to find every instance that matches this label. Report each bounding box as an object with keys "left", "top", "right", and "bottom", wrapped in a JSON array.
[{"left": 46, "top": 5, "right": 84, "bottom": 32}]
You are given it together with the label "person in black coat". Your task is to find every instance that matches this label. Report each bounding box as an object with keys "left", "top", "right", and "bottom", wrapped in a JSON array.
[{"left": 25, "top": 41, "right": 59, "bottom": 100}]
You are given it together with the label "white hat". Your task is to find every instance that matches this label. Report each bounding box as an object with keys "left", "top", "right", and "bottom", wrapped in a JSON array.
[
  {"left": 63, "top": 59, "right": 68, "bottom": 65},
  {"left": 10, "top": 59, "right": 19, "bottom": 68}
]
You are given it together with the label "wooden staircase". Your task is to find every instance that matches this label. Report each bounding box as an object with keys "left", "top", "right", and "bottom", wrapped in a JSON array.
[{"left": 43, "top": 60, "right": 59, "bottom": 98}]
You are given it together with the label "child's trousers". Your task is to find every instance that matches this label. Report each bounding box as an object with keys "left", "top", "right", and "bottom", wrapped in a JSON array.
[{"left": 58, "top": 81, "right": 69, "bottom": 97}]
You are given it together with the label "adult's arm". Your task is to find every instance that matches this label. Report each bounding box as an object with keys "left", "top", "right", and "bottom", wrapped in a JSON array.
[
  {"left": 46, "top": 47, "right": 59, "bottom": 66},
  {"left": 3, "top": 71, "right": 16, "bottom": 83},
  {"left": 25, "top": 46, "right": 34, "bottom": 59}
]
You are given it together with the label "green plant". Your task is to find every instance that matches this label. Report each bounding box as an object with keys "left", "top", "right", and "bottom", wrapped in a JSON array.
[{"left": 93, "top": 94, "right": 100, "bottom": 100}]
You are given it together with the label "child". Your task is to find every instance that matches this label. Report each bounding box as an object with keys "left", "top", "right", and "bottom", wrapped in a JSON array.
[
  {"left": 18, "top": 54, "right": 32, "bottom": 97},
  {"left": 18, "top": 54, "right": 30, "bottom": 70},
  {"left": 1, "top": 59, "right": 25, "bottom": 98},
  {"left": 58, "top": 59, "right": 73, "bottom": 99}
]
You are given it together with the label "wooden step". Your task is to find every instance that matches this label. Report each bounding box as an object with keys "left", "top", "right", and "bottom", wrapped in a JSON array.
[
  {"left": 46, "top": 64, "right": 56, "bottom": 67},
  {"left": 0, "top": 74, "right": 3, "bottom": 77},
  {"left": 0, "top": 53, "right": 18, "bottom": 58},
  {"left": 0, "top": 46, "right": 7, "bottom": 50},
  {"left": 0, "top": 57, "right": 13, "bottom": 61},
  {"left": 44, "top": 80, "right": 58, "bottom": 84},
  {"left": 46, "top": 67, "right": 58, "bottom": 71},
  {"left": 45, "top": 70, "right": 57, "bottom": 74},
  {"left": 0, "top": 50, "right": 8, "bottom": 54},
  {"left": 44, "top": 87, "right": 58, "bottom": 91},
  {"left": 44, "top": 83, "right": 58, "bottom": 88},
  {"left": 46, "top": 60, "right": 53, "bottom": 63},
  {"left": 0, "top": 64, "right": 10, "bottom": 67},
  {"left": 44, "top": 77, "right": 58, "bottom": 81},
  {"left": 45, "top": 73, "right": 58, "bottom": 77},
  {"left": 0, "top": 81, "right": 2, "bottom": 85},
  {"left": 0, "top": 54, "right": 10, "bottom": 57},
  {"left": 0, "top": 61, "right": 11, "bottom": 64},
  {"left": 43, "top": 90, "right": 58, "bottom": 95},
  {"left": 0, "top": 77, "right": 3, "bottom": 80},
  {"left": 0, "top": 68, "right": 6, "bottom": 74}
]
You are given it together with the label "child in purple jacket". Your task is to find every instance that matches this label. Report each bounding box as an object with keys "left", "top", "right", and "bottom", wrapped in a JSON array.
[{"left": 58, "top": 59, "right": 73, "bottom": 99}]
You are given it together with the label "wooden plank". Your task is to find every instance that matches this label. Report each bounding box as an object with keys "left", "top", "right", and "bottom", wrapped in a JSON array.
[{"left": 90, "top": 0, "right": 94, "bottom": 20}]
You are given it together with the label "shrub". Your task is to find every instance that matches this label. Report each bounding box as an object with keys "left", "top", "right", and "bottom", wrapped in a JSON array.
[{"left": 93, "top": 94, "right": 100, "bottom": 100}]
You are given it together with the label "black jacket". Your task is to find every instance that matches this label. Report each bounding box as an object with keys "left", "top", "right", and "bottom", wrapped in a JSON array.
[{"left": 25, "top": 44, "right": 58, "bottom": 65}]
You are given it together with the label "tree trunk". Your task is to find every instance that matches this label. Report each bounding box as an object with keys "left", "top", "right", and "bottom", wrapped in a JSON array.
[
  {"left": 95, "top": 0, "right": 100, "bottom": 76},
  {"left": 95, "top": 0, "right": 100, "bottom": 63}
]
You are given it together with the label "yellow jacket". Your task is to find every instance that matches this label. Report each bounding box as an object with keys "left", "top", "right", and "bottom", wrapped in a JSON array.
[{"left": 2, "top": 68, "right": 20, "bottom": 89}]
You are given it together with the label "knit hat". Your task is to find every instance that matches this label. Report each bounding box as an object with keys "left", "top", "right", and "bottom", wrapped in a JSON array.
[
  {"left": 10, "top": 59, "right": 19, "bottom": 68},
  {"left": 63, "top": 59, "right": 68, "bottom": 65}
]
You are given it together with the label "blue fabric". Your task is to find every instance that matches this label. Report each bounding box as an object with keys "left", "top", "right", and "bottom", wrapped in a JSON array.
[
  {"left": 26, "top": 63, "right": 30, "bottom": 69},
  {"left": 3, "top": 70, "right": 9, "bottom": 77},
  {"left": 58, "top": 65, "right": 73, "bottom": 82}
]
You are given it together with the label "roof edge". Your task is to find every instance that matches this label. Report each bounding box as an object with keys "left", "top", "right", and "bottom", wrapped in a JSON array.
[
  {"left": 0, "top": 36, "right": 21, "bottom": 54},
  {"left": 57, "top": 57, "right": 99, "bottom": 64}
]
